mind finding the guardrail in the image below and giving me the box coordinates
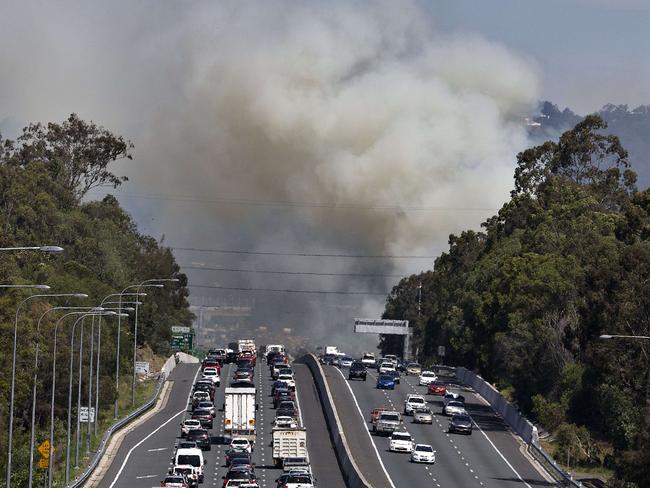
[300,354,373,488]
[65,352,200,488]
[528,443,583,487]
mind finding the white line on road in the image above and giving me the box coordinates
[146,447,168,452]
[108,365,201,488]
[332,366,396,488]
[135,474,158,479]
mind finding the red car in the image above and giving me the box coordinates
[202,360,221,373]
[369,407,388,424]
[428,381,446,396]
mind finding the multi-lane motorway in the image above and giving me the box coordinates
[98,360,344,487]
[322,365,552,488]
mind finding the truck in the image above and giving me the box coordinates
[272,427,307,468]
[238,339,256,354]
[373,411,402,435]
[324,346,340,355]
[224,387,257,442]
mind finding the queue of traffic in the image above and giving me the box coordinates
[162,341,316,488]
[321,349,474,467]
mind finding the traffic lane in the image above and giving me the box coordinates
[401,375,551,487]
[97,362,200,488]
[320,365,395,488]
[344,366,478,488]
[293,363,346,487]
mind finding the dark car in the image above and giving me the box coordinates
[271,380,293,394]
[273,389,295,408]
[277,406,297,419]
[225,449,252,467]
[386,369,401,384]
[226,351,238,364]
[230,379,255,388]
[236,359,254,370]
[348,361,367,381]
[186,428,211,450]
[233,370,253,381]
[222,468,256,487]
[192,408,214,429]
[449,413,473,434]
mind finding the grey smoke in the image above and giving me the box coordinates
[0,0,539,353]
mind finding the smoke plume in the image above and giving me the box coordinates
[0,0,540,352]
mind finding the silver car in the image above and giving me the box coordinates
[413,408,433,424]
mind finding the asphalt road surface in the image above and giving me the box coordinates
[98,360,344,488]
[323,364,553,488]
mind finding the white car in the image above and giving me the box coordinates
[361,353,376,367]
[273,416,298,429]
[277,373,296,389]
[201,368,220,386]
[230,437,252,453]
[404,395,427,415]
[443,400,467,416]
[389,431,414,453]
[411,443,436,463]
[161,474,189,488]
[379,362,396,374]
[180,419,202,437]
[338,356,354,368]
[281,473,314,488]
[418,371,438,386]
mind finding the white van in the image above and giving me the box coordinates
[174,448,205,483]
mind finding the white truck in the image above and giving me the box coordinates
[224,387,257,442]
[324,345,340,356]
[272,427,307,468]
[238,339,256,354]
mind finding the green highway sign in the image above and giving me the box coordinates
[170,332,193,350]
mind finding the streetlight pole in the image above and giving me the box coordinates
[0,246,64,253]
[7,289,92,488]
[48,309,110,488]
[599,334,650,340]
[27,302,89,488]
[132,279,178,406]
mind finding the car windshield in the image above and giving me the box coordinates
[286,475,312,482]
[392,433,412,441]
[199,402,212,408]
[416,445,434,452]
[410,397,425,404]
[448,401,464,408]
[185,420,200,426]
[165,476,185,482]
[408,363,420,367]
[422,372,435,377]
[378,375,393,381]
[381,414,400,421]
[455,415,471,422]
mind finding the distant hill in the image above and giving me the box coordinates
[528,101,650,188]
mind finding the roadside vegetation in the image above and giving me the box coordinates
[0,114,193,485]
[381,116,650,487]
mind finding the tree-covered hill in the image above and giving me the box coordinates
[383,116,650,487]
[0,114,193,485]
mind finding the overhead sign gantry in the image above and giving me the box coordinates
[354,318,412,360]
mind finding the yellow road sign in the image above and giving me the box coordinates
[38,457,49,469]
[37,440,51,458]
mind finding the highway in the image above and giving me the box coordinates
[98,359,344,487]
[322,364,552,488]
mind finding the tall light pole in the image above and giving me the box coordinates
[114,284,164,418]
[0,245,64,253]
[27,302,89,488]
[48,309,109,488]
[133,279,179,405]
[599,334,650,340]
[7,289,93,488]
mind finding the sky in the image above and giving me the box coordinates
[0,0,648,350]
[433,0,650,113]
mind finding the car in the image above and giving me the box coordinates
[373,411,402,434]
[277,373,296,389]
[427,381,446,396]
[225,479,259,487]
[225,449,252,466]
[162,474,190,488]
[278,474,314,487]
[385,369,401,384]
[233,370,253,382]
[186,428,211,451]
[202,367,221,386]
[378,361,396,374]
[397,360,409,373]
[222,468,256,487]
[180,419,202,438]
[170,465,199,487]
[418,371,438,386]
[442,390,466,405]
[405,362,422,375]
[230,437,252,453]
[410,443,436,463]
[449,413,473,434]
[413,408,433,424]
[338,356,354,368]
[192,408,214,429]
[369,407,388,424]
[348,361,367,381]
[383,354,398,361]
[443,400,467,416]
[389,431,414,452]
[230,379,255,388]
[273,416,298,428]
[404,394,427,415]
[191,391,210,409]
[193,384,215,401]
[195,400,216,417]
[376,374,395,390]
[361,352,376,367]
